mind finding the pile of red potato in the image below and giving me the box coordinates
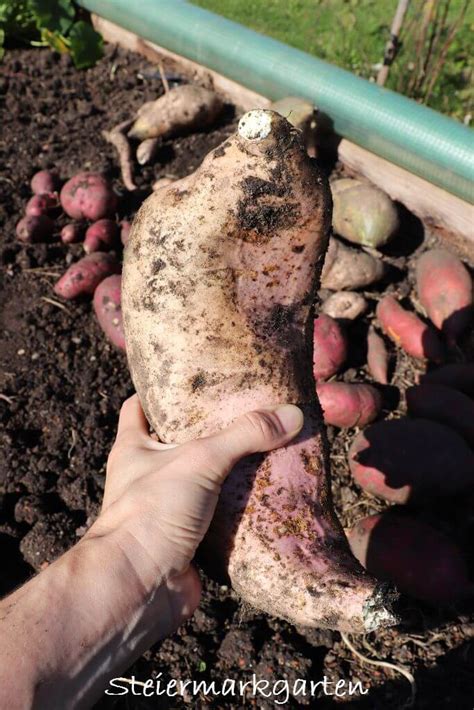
[15,101,474,618]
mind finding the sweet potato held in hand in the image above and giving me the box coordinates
[123,109,396,632]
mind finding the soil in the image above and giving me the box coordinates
[1,46,473,710]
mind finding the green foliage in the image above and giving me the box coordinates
[0,0,103,68]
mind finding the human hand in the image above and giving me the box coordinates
[86,395,304,630]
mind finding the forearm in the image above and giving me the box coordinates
[0,530,186,709]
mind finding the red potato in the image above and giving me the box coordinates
[120,220,132,247]
[317,382,382,428]
[31,170,60,195]
[123,110,397,633]
[349,418,474,504]
[420,363,474,397]
[16,215,54,243]
[54,253,120,300]
[376,295,444,362]
[367,326,389,385]
[347,512,473,604]
[84,219,119,253]
[25,192,59,217]
[406,384,474,447]
[60,172,118,221]
[416,248,473,344]
[60,223,83,244]
[313,314,347,381]
[93,275,125,350]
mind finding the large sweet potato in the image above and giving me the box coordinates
[123,110,396,633]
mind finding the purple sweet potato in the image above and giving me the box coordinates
[60,223,83,245]
[420,363,474,397]
[93,275,125,350]
[31,170,60,195]
[317,382,382,428]
[54,253,120,300]
[347,512,473,604]
[84,219,119,253]
[376,295,444,362]
[313,313,347,381]
[349,418,474,503]
[25,193,59,217]
[16,215,54,243]
[416,248,473,344]
[406,384,474,447]
[123,109,396,633]
[367,326,389,385]
[60,172,118,221]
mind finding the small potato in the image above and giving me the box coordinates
[376,295,444,362]
[349,418,474,504]
[31,170,60,195]
[93,274,125,350]
[25,193,59,217]
[120,220,132,247]
[84,219,119,253]
[346,512,473,604]
[321,291,367,321]
[367,327,389,385]
[321,237,385,291]
[54,253,120,300]
[16,215,54,243]
[420,363,474,397]
[60,172,118,221]
[60,223,84,244]
[416,248,472,345]
[317,382,382,428]
[313,313,347,381]
[406,384,474,447]
[331,178,399,249]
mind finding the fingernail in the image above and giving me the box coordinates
[273,404,304,435]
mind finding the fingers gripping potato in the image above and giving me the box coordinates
[123,110,396,633]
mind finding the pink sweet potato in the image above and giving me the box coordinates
[406,384,474,447]
[123,109,396,633]
[93,275,125,350]
[317,382,382,428]
[16,215,54,243]
[416,248,473,344]
[84,219,119,253]
[60,223,83,244]
[31,170,60,195]
[367,326,389,384]
[420,363,474,397]
[376,295,444,362]
[25,192,59,217]
[60,172,118,221]
[313,313,347,381]
[349,418,474,503]
[347,512,473,604]
[54,253,120,300]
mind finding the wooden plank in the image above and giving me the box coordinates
[92,15,473,259]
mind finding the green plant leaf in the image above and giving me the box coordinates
[41,27,69,53]
[68,20,103,69]
[0,28,4,60]
[30,0,74,35]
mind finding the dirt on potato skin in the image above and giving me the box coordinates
[1,47,473,710]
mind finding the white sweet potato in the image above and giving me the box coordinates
[123,109,396,633]
[128,84,224,141]
[321,237,385,291]
[321,291,367,321]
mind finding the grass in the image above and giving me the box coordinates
[192,0,473,122]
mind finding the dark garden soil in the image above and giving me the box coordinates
[1,46,473,710]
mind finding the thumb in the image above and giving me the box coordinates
[191,405,304,482]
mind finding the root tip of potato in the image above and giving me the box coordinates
[363,583,399,632]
